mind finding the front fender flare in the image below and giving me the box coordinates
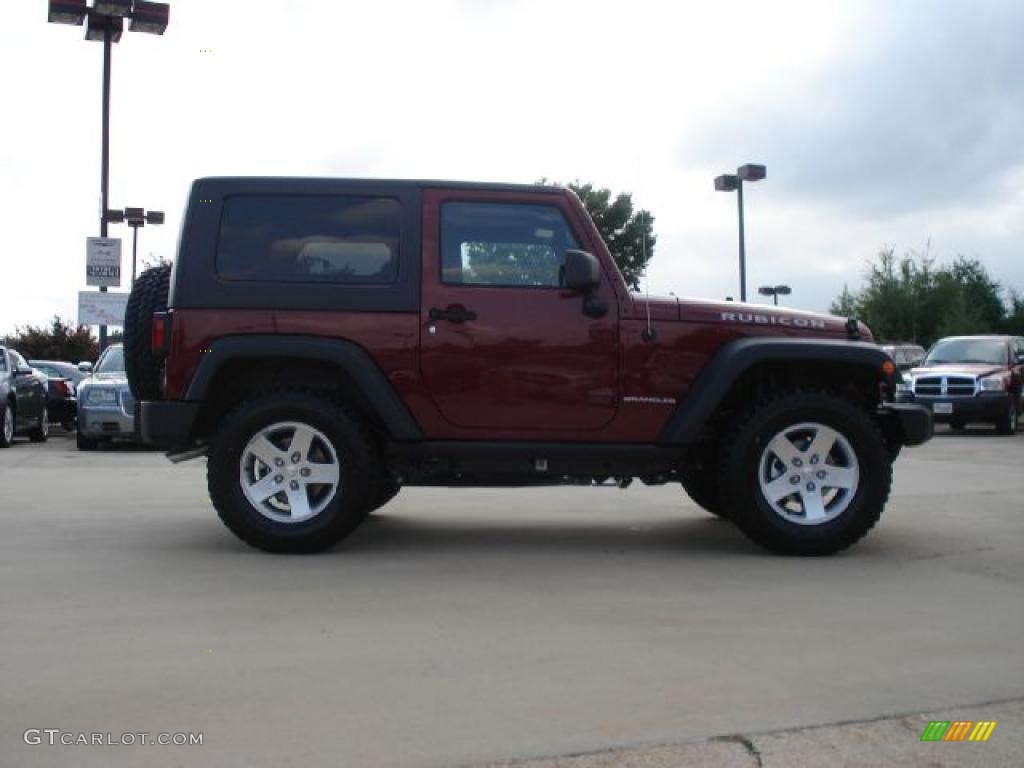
[658,338,895,444]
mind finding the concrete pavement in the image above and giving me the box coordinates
[1,427,1022,767]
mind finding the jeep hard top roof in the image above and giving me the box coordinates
[193,177,565,195]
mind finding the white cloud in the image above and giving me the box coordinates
[2,0,1022,334]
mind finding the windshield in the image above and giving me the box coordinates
[95,346,125,373]
[924,339,1006,366]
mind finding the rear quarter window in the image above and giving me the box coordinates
[216,195,401,284]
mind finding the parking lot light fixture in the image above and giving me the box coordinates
[119,206,165,283]
[129,1,170,34]
[48,0,88,25]
[715,162,767,302]
[93,0,133,16]
[758,284,792,306]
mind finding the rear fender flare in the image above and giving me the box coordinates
[185,335,422,441]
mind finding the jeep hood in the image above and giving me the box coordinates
[630,296,865,339]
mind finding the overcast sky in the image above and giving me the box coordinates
[2,0,1022,333]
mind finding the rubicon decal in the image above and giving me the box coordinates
[720,311,826,329]
[920,720,997,742]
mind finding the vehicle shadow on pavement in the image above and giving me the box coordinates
[334,513,766,558]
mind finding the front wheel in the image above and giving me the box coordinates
[994,399,1018,435]
[719,392,892,555]
[208,392,377,553]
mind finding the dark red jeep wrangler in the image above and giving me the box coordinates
[124,178,932,555]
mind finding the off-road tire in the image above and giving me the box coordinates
[124,264,171,401]
[28,413,49,443]
[0,402,13,448]
[208,391,377,553]
[719,390,892,556]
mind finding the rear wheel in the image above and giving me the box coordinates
[124,264,171,401]
[28,413,49,443]
[208,392,377,553]
[719,391,892,555]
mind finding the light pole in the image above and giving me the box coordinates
[48,0,170,350]
[758,284,792,306]
[714,163,766,303]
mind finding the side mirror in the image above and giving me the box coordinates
[561,250,601,293]
[78,362,93,373]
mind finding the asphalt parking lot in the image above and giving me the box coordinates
[1,428,1022,767]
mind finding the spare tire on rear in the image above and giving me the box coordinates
[124,264,171,401]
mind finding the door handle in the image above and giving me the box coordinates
[429,305,477,323]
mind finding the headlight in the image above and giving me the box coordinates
[979,374,1009,392]
[895,376,914,393]
[85,388,118,405]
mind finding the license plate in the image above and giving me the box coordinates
[933,402,953,415]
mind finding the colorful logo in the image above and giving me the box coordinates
[920,720,997,742]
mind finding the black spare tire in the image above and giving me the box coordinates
[124,264,171,401]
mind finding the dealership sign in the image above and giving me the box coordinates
[86,237,122,287]
[78,291,129,326]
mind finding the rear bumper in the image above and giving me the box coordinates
[136,400,200,448]
[877,402,933,447]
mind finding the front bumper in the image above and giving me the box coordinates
[77,403,134,437]
[896,393,1011,424]
[877,402,933,446]
[136,400,201,449]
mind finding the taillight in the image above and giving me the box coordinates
[152,312,171,358]
[53,380,71,397]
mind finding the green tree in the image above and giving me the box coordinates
[831,247,1012,346]
[541,180,656,290]
[2,316,97,362]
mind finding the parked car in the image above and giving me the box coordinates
[29,360,80,430]
[29,360,89,389]
[76,344,134,450]
[0,346,49,447]
[881,344,926,372]
[897,335,1024,434]
[123,176,931,556]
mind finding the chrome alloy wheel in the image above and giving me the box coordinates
[757,422,860,526]
[2,404,12,444]
[239,421,341,524]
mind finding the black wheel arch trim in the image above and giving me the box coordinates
[184,335,423,441]
[659,337,902,444]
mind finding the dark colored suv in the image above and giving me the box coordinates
[123,177,932,555]
[897,335,1024,434]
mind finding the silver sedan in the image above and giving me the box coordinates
[76,344,135,450]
